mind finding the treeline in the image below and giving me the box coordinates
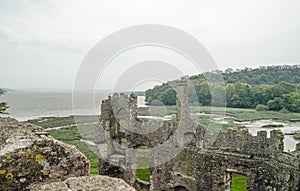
[192,65,300,85]
[145,65,300,112]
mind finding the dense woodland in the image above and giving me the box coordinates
[145,65,300,112]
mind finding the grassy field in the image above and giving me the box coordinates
[138,105,300,121]
[26,115,98,128]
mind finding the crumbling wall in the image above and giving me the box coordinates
[96,92,178,187]
[195,147,300,191]
[96,93,137,185]
[96,79,300,191]
[212,129,284,158]
[32,175,136,191]
[149,79,200,191]
[194,127,300,191]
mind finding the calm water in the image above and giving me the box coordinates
[0,92,146,121]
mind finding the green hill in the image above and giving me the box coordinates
[145,65,300,112]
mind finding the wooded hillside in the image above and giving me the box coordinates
[145,65,300,112]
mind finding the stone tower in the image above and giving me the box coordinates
[95,93,137,185]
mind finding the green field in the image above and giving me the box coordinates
[26,115,98,128]
[138,105,300,121]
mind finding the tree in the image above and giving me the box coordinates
[193,82,211,106]
[267,97,283,111]
[0,101,8,114]
[0,88,8,114]
[255,104,269,111]
[231,94,242,108]
[0,92,8,114]
[281,92,300,112]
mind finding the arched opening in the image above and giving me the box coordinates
[105,166,124,179]
[225,169,247,191]
[173,185,189,191]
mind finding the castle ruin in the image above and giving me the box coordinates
[95,79,300,191]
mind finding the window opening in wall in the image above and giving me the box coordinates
[136,148,150,182]
[231,173,246,191]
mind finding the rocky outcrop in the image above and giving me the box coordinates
[0,118,89,190]
[31,175,136,191]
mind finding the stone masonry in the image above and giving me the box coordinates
[96,79,300,191]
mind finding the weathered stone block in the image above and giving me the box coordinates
[0,118,89,190]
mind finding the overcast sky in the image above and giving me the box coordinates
[1,0,300,90]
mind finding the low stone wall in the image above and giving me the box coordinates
[31,175,136,191]
[134,178,150,191]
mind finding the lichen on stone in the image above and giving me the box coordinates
[5,172,13,180]
[43,169,49,176]
[6,154,11,161]
[35,154,44,163]
[0,117,89,190]
[21,152,30,157]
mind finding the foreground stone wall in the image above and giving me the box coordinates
[32,175,136,191]
[0,118,89,190]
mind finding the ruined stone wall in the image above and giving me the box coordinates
[96,93,181,189]
[196,149,300,191]
[149,79,200,191]
[195,128,299,191]
[212,129,284,158]
[96,93,137,185]
[149,127,300,191]
[96,79,300,191]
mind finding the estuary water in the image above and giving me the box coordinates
[0,92,146,121]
